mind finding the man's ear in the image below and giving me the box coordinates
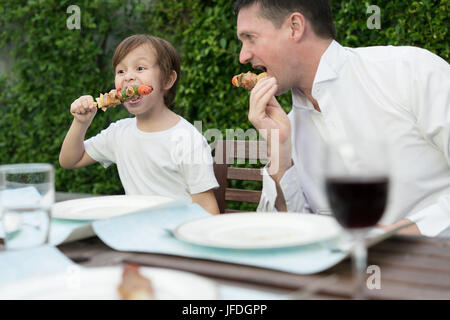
[164,70,178,90]
[287,12,306,41]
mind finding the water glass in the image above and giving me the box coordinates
[0,163,54,250]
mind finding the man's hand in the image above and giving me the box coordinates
[377,219,421,235]
[248,77,292,180]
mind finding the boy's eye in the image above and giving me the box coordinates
[137,66,146,71]
[117,70,124,74]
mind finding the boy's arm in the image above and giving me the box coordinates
[59,95,98,169]
[59,119,97,169]
[191,190,220,215]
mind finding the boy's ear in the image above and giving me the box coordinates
[164,70,177,90]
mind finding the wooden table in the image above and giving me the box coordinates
[1,192,449,299]
[55,234,450,300]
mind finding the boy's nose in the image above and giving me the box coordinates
[124,71,136,82]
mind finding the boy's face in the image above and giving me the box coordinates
[114,44,164,115]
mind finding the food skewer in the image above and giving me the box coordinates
[117,264,154,300]
[232,72,268,90]
[95,84,153,111]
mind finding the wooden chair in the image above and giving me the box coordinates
[213,140,268,213]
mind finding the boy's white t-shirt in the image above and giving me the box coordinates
[84,116,219,200]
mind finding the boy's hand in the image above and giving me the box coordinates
[70,95,97,124]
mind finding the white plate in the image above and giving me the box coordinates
[51,195,177,220]
[0,266,218,300]
[174,212,342,250]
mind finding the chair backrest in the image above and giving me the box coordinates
[213,140,268,213]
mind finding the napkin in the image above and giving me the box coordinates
[48,219,94,245]
[0,186,42,208]
[0,245,75,287]
[0,216,93,244]
[92,204,349,274]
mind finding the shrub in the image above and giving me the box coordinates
[0,0,448,209]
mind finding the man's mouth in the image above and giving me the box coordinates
[254,65,267,73]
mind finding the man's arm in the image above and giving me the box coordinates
[268,159,294,212]
[377,219,421,235]
[248,77,294,212]
[379,49,450,237]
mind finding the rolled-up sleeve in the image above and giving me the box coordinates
[257,164,308,212]
[408,196,450,237]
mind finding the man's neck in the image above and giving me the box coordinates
[296,38,333,111]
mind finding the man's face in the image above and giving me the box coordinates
[237,3,290,94]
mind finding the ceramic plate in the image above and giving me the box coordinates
[174,212,342,250]
[0,266,218,300]
[51,195,178,220]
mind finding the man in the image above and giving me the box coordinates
[234,0,450,236]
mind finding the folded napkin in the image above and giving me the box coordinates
[48,219,94,245]
[92,204,349,275]
[0,245,75,287]
[0,187,42,208]
[0,217,93,244]
[1,198,191,244]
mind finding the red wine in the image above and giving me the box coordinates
[326,177,388,229]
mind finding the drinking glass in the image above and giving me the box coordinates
[0,163,54,250]
[324,139,389,299]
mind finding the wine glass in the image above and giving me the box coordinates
[324,138,389,299]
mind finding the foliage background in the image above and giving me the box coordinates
[0,0,448,209]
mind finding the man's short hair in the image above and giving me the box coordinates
[234,0,336,39]
[113,34,181,108]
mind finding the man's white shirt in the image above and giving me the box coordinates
[258,40,450,237]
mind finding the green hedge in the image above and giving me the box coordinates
[0,0,448,206]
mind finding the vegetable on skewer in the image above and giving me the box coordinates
[95,84,153,111]
[232,72,268,90]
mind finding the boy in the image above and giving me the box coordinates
[60,34,219,214]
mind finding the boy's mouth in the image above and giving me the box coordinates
[127,96,144,106]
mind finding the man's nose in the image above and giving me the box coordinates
[239,47,252,64]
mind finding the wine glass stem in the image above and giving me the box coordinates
[352,235,367,299]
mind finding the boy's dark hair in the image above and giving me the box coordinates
[113,34,181,108]
[234,0,336,39]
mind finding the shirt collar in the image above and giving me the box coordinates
[292,40,347,110]
[314,40,346,84]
